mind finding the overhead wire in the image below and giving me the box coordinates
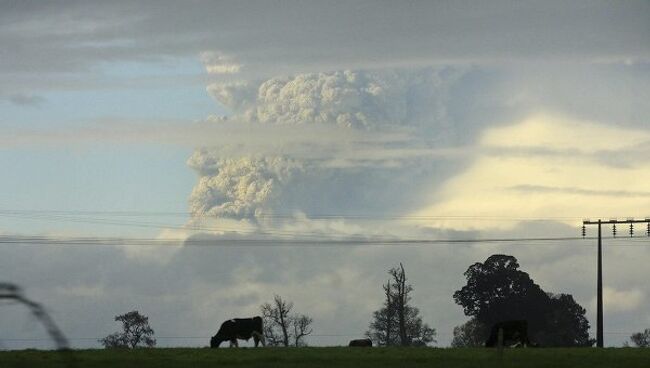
[0,234,647,247]
[0,210,589,240]
[0,208,647,247]
[0,209,593,220]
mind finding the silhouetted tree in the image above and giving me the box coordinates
[261,295,313,347]
[451,318,487,347]
[453,254,593,347]
[100,332,128,349]
[367,263,436,346]
[100,310,156,349]
[290,314,313,347]
[543,293,593,346]
[629,329,650,347]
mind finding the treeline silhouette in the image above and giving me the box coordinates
[5,254,650,350]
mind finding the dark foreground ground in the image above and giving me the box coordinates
[1,347,649,368]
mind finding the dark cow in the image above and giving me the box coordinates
[348,338,373,347]
[210,316,265,348]
[485,320,532,347]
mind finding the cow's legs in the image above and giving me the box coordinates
[229,339,239,348]
[252,331,265,347]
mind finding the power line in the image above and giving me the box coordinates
[2,210,647,243]
[0,209,596,221]
[4,209,646,243]
[0,234,647,247]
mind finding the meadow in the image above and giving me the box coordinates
[1,347,649,368]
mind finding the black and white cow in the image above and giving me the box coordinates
[348,338,373,347]
[210,316,265,348]
[485,320,532,347]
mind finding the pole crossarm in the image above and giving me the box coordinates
[584,218,650,225]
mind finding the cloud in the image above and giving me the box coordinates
[1,93,45,106]
[481,113,650,153]
[4,229,649,348]
[200,52,242,75]
[592,288,645,313]
[2,2,649,74]
[413,114,650,230]
[1,1,648,96]
[0,117,413,156]
[509,185,650,199]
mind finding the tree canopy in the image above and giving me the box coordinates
[451,318,486,348]
[100,310,156,349]
[629,329,650,347]
[453,254,593,347]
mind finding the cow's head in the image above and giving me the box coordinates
[210,335,223,348]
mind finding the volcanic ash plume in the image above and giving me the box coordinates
[206,70,454,129]
[190,69,463,224]
[187,152,303,219]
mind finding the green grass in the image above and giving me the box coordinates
[1,347,649,368]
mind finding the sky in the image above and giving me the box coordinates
[1,0,649,349]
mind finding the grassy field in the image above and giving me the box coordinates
[1,347,649,368]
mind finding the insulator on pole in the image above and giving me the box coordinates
[612,224,616,237]
[581,224,586,238]
[647,222,650,237]
[629,223,634,237]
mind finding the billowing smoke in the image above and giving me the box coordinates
[207,69,460,130]
[191,69,463,225]
[188,151,303,219]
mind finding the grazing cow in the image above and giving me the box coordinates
[210,316,265,348]
[349,338,373,347]
[485,320,532,348]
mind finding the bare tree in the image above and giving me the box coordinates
[260,295,313,347]
[367,263,436,346]
[100,310,156,349]
[390,263,412,346]
[291,314,313,347]
[261,295,293,347]
[384,280,394,345]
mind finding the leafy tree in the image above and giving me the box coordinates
[367,263,436,346]
[451,318,487,347]
[453,254,593,347]
[629,329,650,347]
[453,255,550,333]
[100,310,156,349]
[100,332,127,349]
[261,295,313,347]
[543,293,593,346]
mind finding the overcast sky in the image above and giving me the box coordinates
[1,1,649,349]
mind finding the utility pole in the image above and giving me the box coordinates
[582,218,650,348]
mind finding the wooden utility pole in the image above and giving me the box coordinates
[582,218,650,348]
